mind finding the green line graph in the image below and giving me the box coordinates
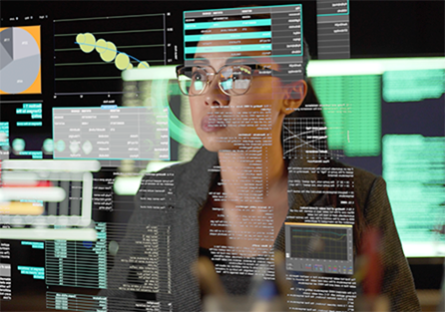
[290,226,348,261]
[292,229,347,242]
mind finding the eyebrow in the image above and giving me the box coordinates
[190,55,261,67]
[191,56,210,65]
[225,56,259,65]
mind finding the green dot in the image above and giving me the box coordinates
[100,41,117,62]
[12,138,25,152]
[138,61,150,69]
[76,33,85,44]
[96,39,107,54]
[43,138,54,153]
[56,140,66,152]
[80,33,95,53]
[115,53,130,70]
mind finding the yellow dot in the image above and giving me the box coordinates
[76,33,85,44]
[115,53,130,70]
[100,41,117,62]
[126,63,133,70]
[138,61,150,69]
[80,33,95,53]
[96,39,107,54]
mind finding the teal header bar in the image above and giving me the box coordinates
[17,122,42,126]
[22,241,45,249]
[185,19,271,30]
[19,151,43,159]
[185,44,272,54]
[185,31,272,42]
[186,4,301,13]
[18,266,45,279]
[16,109,42,114]
[23,103,42,108]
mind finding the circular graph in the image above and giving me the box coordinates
[0,26,41,94]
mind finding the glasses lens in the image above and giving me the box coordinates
[177,66,211,96]
[219,65,252,95]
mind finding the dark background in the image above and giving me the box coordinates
[1,0,443,162]
[0,1,444,311]
[1,0,443,152]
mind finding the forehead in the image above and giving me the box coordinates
[192,50,278,70]
[190,25,278,70]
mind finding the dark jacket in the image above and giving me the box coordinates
[100,147,420,312]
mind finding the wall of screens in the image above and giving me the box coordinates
[0,1,444,311]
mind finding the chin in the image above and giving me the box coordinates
[202,142,236,153]
[200,138,239,153]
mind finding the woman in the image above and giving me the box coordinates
[101,39,420,311]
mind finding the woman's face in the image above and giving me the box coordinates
[188,50,290,152]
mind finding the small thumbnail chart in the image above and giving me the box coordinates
[54,13,166,96]
[285,223,353,275]
[282,117,343,160]
[52,107,169,162]
[0,26,41,94]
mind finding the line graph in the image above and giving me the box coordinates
[282,117,343,160]
[290,227,348,261]
[74,33,150,70]
[285,223,354,275]
[54,13,166,95]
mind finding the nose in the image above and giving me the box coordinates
[204,76,230,107]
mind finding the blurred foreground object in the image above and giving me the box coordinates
[0,160,99,241]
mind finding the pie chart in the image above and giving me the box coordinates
[0,26,41,94]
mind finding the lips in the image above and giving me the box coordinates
[201,114,227,132]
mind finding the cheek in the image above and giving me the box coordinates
[240,86,283,129]
[248,77,278,98]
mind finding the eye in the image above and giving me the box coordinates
[192,71,203,81]
[191,68,208,82]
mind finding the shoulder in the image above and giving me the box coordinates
[352,166,383,210]
[140,147,218,184]
[138,147,219,210]
[323,160,386,216]
[324,159,380,194]
[138,163,185,189]
[138,149,207,191]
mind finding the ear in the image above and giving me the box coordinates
[281,79,307,115]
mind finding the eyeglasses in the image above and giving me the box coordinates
[176,64,281,97]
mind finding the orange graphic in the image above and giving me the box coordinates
[0,25,41,95]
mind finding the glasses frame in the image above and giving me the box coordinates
[175,64,281,97]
